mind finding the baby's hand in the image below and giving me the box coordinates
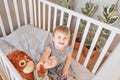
[62,67,70,78]
[36,56,57,71]
[36,61,43,71]
[43,56,58,69]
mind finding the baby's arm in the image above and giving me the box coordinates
[39,47,51,62]
[62,51,72,77]
[36,47,51,71]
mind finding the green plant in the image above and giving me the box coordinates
[97,0,119,25]
[60,0,73,25]
[81,1,98,17]
[96,0,119,50]
[76,1,98,47]
[61,0,73,9]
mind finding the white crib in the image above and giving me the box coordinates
[0,0,120,80]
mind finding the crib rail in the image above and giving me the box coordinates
[0,0,120,79]
[0,49,23,80]
[37,0,120,74]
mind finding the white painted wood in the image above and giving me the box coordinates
[53,7,57,30]
[38,0,41,28]
[1,0,120,80]
[40,0,120,32]
[83,26,102,67]
[3,0,13,32]
[67,14,72,28]
[40,0,120,34]
[0,49,23,80]
[0,14,6,36]
[59,11,64,25]
[43,2,45,30]
[71,17,81,50]
[13,0,20,27]
[76,22,91,62]
[92,32,116,73]
[48,5,51,32]
[22,0,27,25]
[29,0,33,26]
[34,0,37,27]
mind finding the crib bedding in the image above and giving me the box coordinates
[3,24,52,62]
[0,39,17,55]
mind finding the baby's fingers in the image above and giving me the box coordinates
[36,62,43,71]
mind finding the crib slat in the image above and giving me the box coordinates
[0,59,5,79]
[71,17,81,49]
[0,58,6,80]
[3,0,13,32]
[38,0,41,28]
[43,2,46,30]
[0,14,6,37]
[0,49,23,80]
[13,0,20,27]
[83,26,103,67]
[29,0,34,26]
[67,14,72,28]
[59,11,64,25]
[92,32,116,73]
[76,22,91,62]
[22,0,27,25]
[53,8,57,30]
[34,0,37,27]
[1,57,9,79]
[48,5,51,32]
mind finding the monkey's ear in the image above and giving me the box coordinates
[7,51,16,61]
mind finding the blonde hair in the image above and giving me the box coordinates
[52,25,71,38]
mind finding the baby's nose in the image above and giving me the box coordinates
[60,38,64,42]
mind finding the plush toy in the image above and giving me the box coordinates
[7,50,35,80]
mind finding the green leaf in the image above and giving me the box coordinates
[81,8,88,15]
[97,15,107,22]
[103,6,108,14]
[85,2,90,9]
[107,16,119,24]
[107,4,116,14]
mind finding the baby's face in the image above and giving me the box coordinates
[53,32,70,50]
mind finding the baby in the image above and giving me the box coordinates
[36,25,76,80]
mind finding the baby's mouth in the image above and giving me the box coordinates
[58,42,64,45]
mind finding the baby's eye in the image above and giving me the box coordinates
[64,37,67,40]
[58,36,61,38]
[19,60,26,67]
